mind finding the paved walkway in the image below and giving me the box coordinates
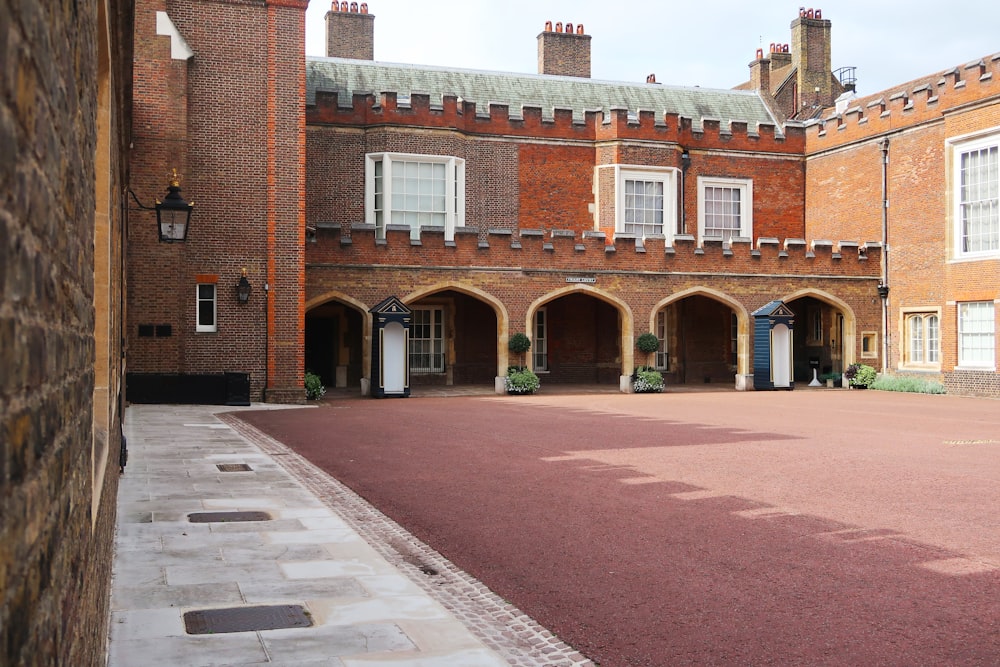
[108,404,590,667]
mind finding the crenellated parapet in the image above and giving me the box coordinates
[806,52,1000,149]
[308,89,805,152]
[306,223,880,278]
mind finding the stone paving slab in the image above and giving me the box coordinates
[109,404,590,667]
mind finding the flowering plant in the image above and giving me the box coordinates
[844,363,877,388]
[505,366,540,394]
[632,368,664,393]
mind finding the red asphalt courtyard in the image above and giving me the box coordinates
[236,388,1000,666]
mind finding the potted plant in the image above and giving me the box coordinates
[304,371,326,400]
[633,333,664,393]
[844,363,877,389]
[505,333,539,395]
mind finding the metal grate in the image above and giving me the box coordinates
[184,604,312,634]
[216,463,253,472]
[188,511,271,523]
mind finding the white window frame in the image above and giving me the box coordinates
[957,301,996,369]
[697,176,753,242]
[616,167,678,240]
[365,152,465,242]
[950,130,1000,260]
[655,310,669,370]
[196,283,217,333]
[533,308,548,372]
[409,306,445,373]
[902,310,941,368]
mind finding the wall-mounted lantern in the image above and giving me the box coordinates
[155,169,194,242]
[877,283,890,301]
[236,268,252,303]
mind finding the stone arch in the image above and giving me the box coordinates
[402,282,509,377]
[305,291,372,391]
[782,287,858,371]
[651,287,751,378]
[527,284,634,383]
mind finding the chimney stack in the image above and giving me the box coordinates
[791,8,834,108]
[537,21,591,78]
[326,1,374,60]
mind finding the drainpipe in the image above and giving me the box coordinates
[879,138,890,373]
[679,149,690,234]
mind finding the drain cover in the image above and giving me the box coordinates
[184,604,312,634]
[216,463,252,472]
[188,511,271,523]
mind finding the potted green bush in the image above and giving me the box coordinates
[304,371,326,400]
[844,363,877,389]
[505,333,539,394]
[633,332,664,393]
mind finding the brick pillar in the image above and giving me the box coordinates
[537,21,591,78]
[326,1,374,60]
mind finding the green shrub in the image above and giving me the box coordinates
[509,332,531,368]
[845,363,877,388]
[505,367,540,395]
[870,375,946,394]
[633,368,664,393]
[304,371,326,400]
[636,332,659,368]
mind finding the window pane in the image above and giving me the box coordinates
[960,146,1000,253]
[927,315,940,363]
[704,185,742,239]
[623,179,664,237]
[958,302,996,366]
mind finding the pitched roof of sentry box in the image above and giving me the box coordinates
[306,58,782,134]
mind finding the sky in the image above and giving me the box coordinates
[304,0,1000,97]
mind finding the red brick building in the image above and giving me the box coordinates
[801,52,1000,397]
[127,3,998,399]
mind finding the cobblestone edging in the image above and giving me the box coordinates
[221,414,594,667]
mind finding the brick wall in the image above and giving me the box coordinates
[1,0,132,664]
[129,0,308,403]
[805,50,1000,396]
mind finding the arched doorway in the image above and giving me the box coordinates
[785,292,854,383]
[653,293,742,387]
[404,289,500,387]
[305,300,365,390]
[529,291,627,385]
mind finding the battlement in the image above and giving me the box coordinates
[306,223,880,278]
[308,90,804,151]
[806,52,1000,148]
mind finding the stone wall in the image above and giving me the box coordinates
[1,0,132,664]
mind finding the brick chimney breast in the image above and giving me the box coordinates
[537,21,591,78]
[326,1,375,60]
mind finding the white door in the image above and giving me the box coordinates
[772,323,791,388]
[383,322,406,393]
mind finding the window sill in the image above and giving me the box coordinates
[954,365,997,372]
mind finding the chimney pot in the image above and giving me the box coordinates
[544,20,552,32]
[566,23,573,34]
[555,22,563,33]
[576,24,584,34]
[360,2,367,13]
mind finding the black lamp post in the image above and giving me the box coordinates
[236,268,252,303]
[155,169,193,242]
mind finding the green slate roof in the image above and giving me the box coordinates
[306,58,780,133]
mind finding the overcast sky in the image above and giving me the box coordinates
[305,1,999,96]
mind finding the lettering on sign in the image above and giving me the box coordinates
[565,276,596,284]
